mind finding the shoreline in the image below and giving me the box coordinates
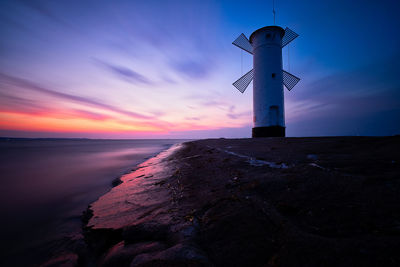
[6,140,184,267]
[80,141,209,266]
[37,142,186,266]
[71,136,399,266]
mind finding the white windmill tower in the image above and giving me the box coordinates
[232,26,300,137]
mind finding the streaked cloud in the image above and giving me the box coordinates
[0,0,399,138]
[185,117,201,121]
[94,59,153,85]
[0,73,154,120]
[169,58,211,80]
[226,105,252,120]
[285,54,400,135]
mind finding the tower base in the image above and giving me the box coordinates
[252,126,285,137]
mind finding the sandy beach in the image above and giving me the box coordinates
[54,136,400,266]
[2,1,400,266]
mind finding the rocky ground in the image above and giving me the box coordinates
[58,136,400,267]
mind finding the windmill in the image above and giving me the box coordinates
[232,26,300,137]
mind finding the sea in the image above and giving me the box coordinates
[0,138,187,266]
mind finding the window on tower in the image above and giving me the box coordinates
[272,73,276,78]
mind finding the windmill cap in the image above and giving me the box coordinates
[249,26,285,43]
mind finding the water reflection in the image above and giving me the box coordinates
[0,139,185,265]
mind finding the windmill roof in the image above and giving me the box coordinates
[249,26,285,43]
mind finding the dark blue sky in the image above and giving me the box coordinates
[0,0,399,138]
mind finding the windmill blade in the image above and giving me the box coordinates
[233,69,254,93]
[232,33,253,54]
[282,70,300,91]
[281,27,299,48]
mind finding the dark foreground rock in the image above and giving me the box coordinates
[83,136,400,266]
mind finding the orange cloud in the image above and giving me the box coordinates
[0,111,165,133]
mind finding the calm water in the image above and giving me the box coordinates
[0,138,186,266]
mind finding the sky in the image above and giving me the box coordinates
[0,0,399,139]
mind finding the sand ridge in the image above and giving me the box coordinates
[82,136,400,266]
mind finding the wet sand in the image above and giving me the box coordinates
[81,136,400,267]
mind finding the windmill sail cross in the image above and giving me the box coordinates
[282,70,300,91]
[232,69,254,93]
[281,27,299,48]
[232,33,253,54]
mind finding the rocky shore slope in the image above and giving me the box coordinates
[79,136,400,266]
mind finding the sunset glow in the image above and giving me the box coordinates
[0,0,399,138]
